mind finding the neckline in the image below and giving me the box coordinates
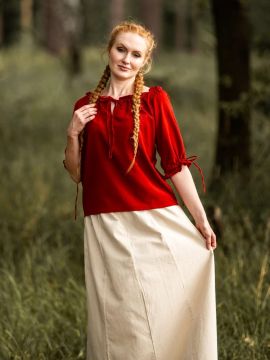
[88,86,157,101]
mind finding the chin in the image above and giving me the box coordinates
[113,70,134,80]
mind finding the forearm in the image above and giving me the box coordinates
[64,134,81,183]
[170,165,207,224]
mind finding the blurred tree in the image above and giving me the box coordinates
[1,0,21,45]
[163,0,199,51]
[249,0,270,54]
[42,0,65,54]
[41,0,82,74]
[0,2,2,45]
[139,0,163,47]
[248,0,270,115]
[20,0,32,31]
[163,0,183,50]
[185,0,198,52]
[175,0,187,50]
[62,0,82,75]
[211,0,251,178]
[110,0,125,29]
[33,0,47,44]
[81,0,109,45]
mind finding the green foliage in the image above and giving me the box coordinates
[0,42,269,359]
[252,55,270,116]
[1,0,21,46]
[249,0,270,53]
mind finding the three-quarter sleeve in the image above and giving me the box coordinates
[152,87,188,178]
[152,87,206,191]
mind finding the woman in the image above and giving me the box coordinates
[64,20,218,360]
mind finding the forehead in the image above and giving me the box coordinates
[114,32,148,53]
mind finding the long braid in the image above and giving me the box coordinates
[74,65,110,220]
[89,64,111,104]
[73,21,156,219]
[126,70,144,174]
[78,65,111,155]
[80,64,145,175]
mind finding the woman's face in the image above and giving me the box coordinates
[108,31,148,80]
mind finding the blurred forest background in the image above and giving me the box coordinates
[0,0,269,359]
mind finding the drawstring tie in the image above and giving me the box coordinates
[63,157,79,220]
[74,182,79,220]
[182,155,206,193]
[71,99,117,220]
[106,100,115,159]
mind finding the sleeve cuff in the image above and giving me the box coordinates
[162,155,206,192]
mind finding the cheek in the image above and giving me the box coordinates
[135,61,143,70]
[110,49,120,61]
[133,58,145,68]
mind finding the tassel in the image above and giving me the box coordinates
[74,183,79,220]
[185,155,206,193]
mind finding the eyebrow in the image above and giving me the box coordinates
[116,43,142,53]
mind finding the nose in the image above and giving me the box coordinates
[122,52,131,64]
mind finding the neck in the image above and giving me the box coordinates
[104,75,136,99]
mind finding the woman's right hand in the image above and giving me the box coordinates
[67,104,97,137]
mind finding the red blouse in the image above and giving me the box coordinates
[67,86,205,217]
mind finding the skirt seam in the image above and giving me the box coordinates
[125,224,158,360]
[149,208,196,323]
[103,270,111,360]
[95,215,111,360]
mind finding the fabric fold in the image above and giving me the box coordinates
[83,205,218,360]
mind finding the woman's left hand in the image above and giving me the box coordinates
[195,220,217,251]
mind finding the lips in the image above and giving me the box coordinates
[118,65,130,71]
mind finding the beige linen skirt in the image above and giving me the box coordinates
[83,204,218,360]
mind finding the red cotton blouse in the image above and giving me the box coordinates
[67,85,205,217]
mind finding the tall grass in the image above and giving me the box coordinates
[0,40,269,359]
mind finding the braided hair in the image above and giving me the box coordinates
[80,20,156,174]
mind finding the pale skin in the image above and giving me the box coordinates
[64,31,217,251]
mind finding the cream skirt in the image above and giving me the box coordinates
[83,204,218,360]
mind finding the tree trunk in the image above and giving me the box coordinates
[32,0,42,42]
[175,0,187,50]
[62,0,82,75]
[110,0,125,30]
[1,0,21,45]
[186,0,198,52]
[0,6,3,45]
[211,0,251,178]
[21,0,32,31]
[139,0,163,48]
[42,0,65,54]
[174,0,198,52]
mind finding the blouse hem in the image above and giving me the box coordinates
[83,200,179,217]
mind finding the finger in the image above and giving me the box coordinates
[80,111,97,123]
[80,104,93,111]
[81,109,96,117]
[211,232,217,249]
[84,113,96,123]
[205,234,212,250]
[75,107,86,115]
[86,111,97,118]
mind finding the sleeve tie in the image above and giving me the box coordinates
[182,155,206,193]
